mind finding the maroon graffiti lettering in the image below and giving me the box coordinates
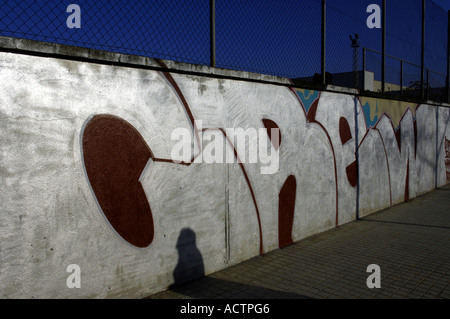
[278,175,296,249]
[82,114,154,248]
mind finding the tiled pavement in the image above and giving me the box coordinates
[147,184,450,299]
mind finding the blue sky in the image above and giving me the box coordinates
[432,0,450,11]
[0,0,447,87]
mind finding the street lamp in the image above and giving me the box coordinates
[350,34,361,89]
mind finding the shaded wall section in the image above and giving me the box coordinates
[0,39,449,298]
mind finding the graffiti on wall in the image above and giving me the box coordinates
[82,63,268,253]
[360,97,418,130]
[2,50,450,298]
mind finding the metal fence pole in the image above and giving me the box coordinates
[210,0,216,68]
[321,0,326,86]
[421,0,425,100]
[447,10,450,103]
[400,60,403,97]
[363,47,366,91]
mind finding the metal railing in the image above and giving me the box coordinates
[362,47,448,102]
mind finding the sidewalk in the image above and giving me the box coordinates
[147,184,450,299]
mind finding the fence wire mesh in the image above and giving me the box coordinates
[326,0,382,90]
[0,0,211,65]
[216,0,322,78]
[0,0,448,103]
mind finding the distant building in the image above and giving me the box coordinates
[292,70,376,91]
[292,70,446,102]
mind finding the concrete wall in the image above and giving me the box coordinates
[1,40,449,298]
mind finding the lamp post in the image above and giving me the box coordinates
[350,34,361,90]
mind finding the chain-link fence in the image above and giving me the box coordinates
[0,0,448,103]
[358,0,448,103]
[0,0,212,65]
[215,0,322,78]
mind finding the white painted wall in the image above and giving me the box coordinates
[0,51,449,299]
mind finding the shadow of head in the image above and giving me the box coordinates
[172,228,205,287]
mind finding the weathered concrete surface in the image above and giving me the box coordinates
[0,40,449,298]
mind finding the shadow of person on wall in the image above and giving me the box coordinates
[163,228,311,299]
[171,228,205,287]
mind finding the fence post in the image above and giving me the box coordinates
[421,0,425,100]
[382,0,386,93]
[400,60,403,97]
[321,0,326,86]
[210,0,216,68]
[363,47,366,91]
